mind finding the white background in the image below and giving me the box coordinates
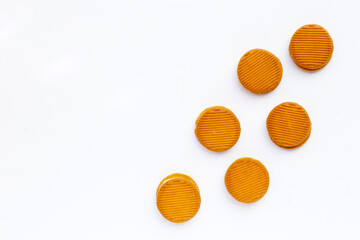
[0,0,359,239]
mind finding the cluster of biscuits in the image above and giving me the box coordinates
[156,24,333,223]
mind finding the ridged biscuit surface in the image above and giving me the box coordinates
[195,106,240,152]
[225,158,269,203]
[237,49,283,94]
[267,102,311,149]
[289,24,333,71]
[156,173,201,223]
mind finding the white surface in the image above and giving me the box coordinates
[0,0,359,239]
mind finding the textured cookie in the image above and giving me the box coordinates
[289,24,334,71]
[267,102,311,149]
[237,49,283,94]
[225,158,269,203]
[195,106,241,152]
[156,173,201,223]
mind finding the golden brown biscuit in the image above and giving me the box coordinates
[267,102,311,149]
[289,24,334,71]
[237,49,283,94]
[225,157,269,203]
[195,106,241,152]
[156,173,201,223]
